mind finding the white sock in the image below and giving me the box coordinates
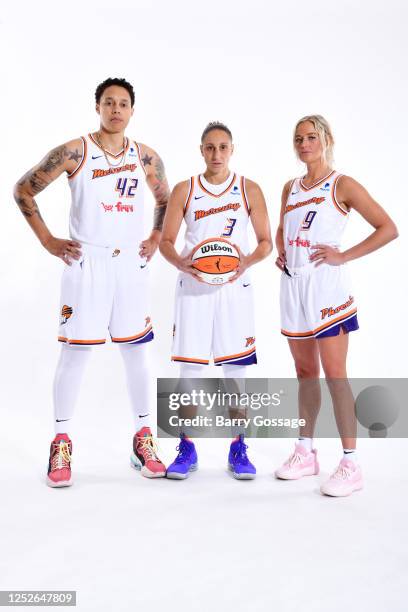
[298,437,313,452]
[343,448,358,464]
[119,343,152,432]
[53,344,92,435]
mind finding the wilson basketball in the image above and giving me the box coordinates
[191,238,240,285]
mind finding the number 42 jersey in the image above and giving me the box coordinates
[284,170,349,269]
[67,134,147,248]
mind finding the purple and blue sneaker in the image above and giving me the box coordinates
[228,434,256,480]
[166,433,198,480]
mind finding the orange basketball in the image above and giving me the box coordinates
[191,238,240,284]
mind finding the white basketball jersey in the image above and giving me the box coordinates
[67,134,147,247]
[182,173,250,256]
[284,170,349,268]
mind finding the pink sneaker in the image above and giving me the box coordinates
[320,459,363,497]
[275,443,319,480]
[130,427,166,478]
[46,433,73,488]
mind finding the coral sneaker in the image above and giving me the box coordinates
[47,433,73,488]
[320,459,363,497]
[166,434,198,479]
[275,443,319,480]
[228,434,256,480]
[130,427,166,478]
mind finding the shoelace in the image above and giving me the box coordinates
[51,442,71,471]
[232,442,250,465]
[174,440,192,464]
[137,435,161,463]
[287,451,303,467]
[332,465,352,480]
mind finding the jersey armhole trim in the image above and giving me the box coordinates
[183,177,195,214]
[241,176,250,215]
[285,178,296,209]
[67,137,87,180]
[134,141,148,177]
[332,174,348,216]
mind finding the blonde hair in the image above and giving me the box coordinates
[294,115,335,166]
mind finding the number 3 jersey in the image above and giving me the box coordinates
[182,173,251,255]
[284,170,349,268]
[67,134,147,247]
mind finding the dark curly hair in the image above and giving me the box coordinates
[201,121,233,143]
[95,78,135,107]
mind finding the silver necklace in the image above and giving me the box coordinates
[94,132,127,168]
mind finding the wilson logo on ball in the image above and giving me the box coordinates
[191,238,240,285]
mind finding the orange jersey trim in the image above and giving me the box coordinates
[134,141,147,177]
[171,356,210,365]
[331,174,348,216]
[214,346,256,364]
[184,177,195,214]
[88,133,130,158]
[111,325,153,343]
[240,176,250,215]
[281,308,358,338]
[300,170,335,192]
[197,173,236,198]
[67,136,87,180]
[58,336,106,345]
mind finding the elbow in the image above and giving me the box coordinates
[391,223,399,241]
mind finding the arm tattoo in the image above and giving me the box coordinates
[154,156,165,182]
[40,145,69,173]
[142,154,153,166]
[153,204,166,231]
[15,195,44,222]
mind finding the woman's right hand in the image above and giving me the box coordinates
[43,236,82,265]
[177,253,204,282]
[275,248,286,271]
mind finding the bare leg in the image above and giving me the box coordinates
[288,338,321,438]
[318,330,356,449]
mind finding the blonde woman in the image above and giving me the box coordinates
[274,115,398,496]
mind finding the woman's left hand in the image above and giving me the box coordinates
[309,244,345,266]
[228,245,251,282]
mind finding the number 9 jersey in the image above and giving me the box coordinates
[280,170,359,339]
[283,170,348,268]
[67,133,147,247]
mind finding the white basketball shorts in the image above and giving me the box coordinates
[58,244,153,346]
[171,272,257,366]
[280,262,359,340]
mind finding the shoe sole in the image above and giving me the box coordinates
[320,482,364,497]
[130,454,166,478]
[228,464,256,480]
[46,477,72,488]
[166,464,198,480]
[275,465,319,480]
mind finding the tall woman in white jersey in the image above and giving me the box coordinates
[160,122,272,480]
[274,115,398,497]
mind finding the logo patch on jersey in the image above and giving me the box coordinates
[92,155,103,160]
[60,305,73,325]
[288,237,311,247]
[194,196,205,200]
[320,182,331,191]
[194,202,241,221]
[320,296,354,320]
[145,316,151,327]
[101,202,134,213]
[245,337,255,347]
[92,164,137,179]
[285,196,325,214]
